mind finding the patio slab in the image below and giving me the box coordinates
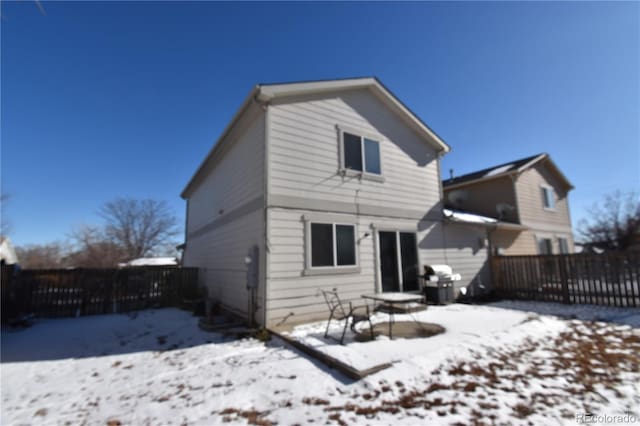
[278,303,532,373]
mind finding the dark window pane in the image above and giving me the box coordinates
[538,238,553,255]
[364,139,381,174]
[542,187,554,209]
[311,223,334,267]
[559,238,569,254]
[400,233,418,291]
[343,132,362,171]
[336,225,356,266]
[379,231,400,292]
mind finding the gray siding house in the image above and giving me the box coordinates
[181,78,491,327]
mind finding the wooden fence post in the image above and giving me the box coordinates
[558,255,570,304]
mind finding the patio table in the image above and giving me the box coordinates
[361,293,424,339]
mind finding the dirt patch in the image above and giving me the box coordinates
[356,321,445,340]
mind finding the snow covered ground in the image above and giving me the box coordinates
[2,303,639,425]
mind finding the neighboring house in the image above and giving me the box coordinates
[442,153,575,256]
[181,77,497,327]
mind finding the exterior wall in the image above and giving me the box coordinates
[184,209,265,320]
[515,162,573,230]
[267,89,442,219]
[263,88,448,327]
[183,110,266,320]
[444,176,519,223]
[492,230,538,255]
[265,208,447,327]
[187,111,265,231]
[441,222,491,295]
[514,161,574,253]
[265,209,492,327]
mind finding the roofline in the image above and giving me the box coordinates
[181,86,260,198]
[443,172,517,191]
[256,77,450,153]
[182,77,451,198]
[443,153,574,191]
[444,215,528,231]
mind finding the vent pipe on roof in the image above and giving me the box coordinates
[449,169,454,180]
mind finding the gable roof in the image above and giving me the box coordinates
[181,77,450,198]
[442,153,574,191]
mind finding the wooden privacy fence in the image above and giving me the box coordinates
[491,252,640,307]
[1,266,199,320]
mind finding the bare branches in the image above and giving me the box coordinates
[99,198,178,260]
[578,191,640,252]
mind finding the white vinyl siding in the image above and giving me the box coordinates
[187,112,265,232]
[183,110,266,321]
[265,208,492,327]
[267,89,442,215]
[183,209,265,320]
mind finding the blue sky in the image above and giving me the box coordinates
[2,1,638,246]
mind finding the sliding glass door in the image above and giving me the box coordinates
[378,231,419,293]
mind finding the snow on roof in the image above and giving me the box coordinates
[443,208,498,225]
[125,257,178,267]
[484,164,514,177]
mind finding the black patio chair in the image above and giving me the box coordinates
[319,288,374,344]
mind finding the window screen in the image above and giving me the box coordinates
[336,225,356,266]
[364,138,381,174]
[542,187,555,209]
[558,238,569,254]
[538,238,553,255]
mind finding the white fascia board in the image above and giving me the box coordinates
[181,86,260,198]
[257,78,450,154]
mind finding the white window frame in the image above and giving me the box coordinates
[541,185,556,211]
[337,125,385,182]
[558,237,569,254]
[303,217,360,276]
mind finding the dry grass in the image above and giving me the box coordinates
[214,320,639,425]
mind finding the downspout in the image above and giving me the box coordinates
[436,150,449,265]
[486,220,503,297]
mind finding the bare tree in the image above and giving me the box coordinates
[15,241,71,269]
[68,225,125,268]
[578,191,640,252]
[99,198,178,260]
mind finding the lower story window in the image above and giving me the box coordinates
[538,238,553,255]
[558,237,569,254]
[311,223,356,267]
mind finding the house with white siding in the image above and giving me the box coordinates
[181,77,498,328]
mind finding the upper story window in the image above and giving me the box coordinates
[541,185,555,210]
[339,128,383,178]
